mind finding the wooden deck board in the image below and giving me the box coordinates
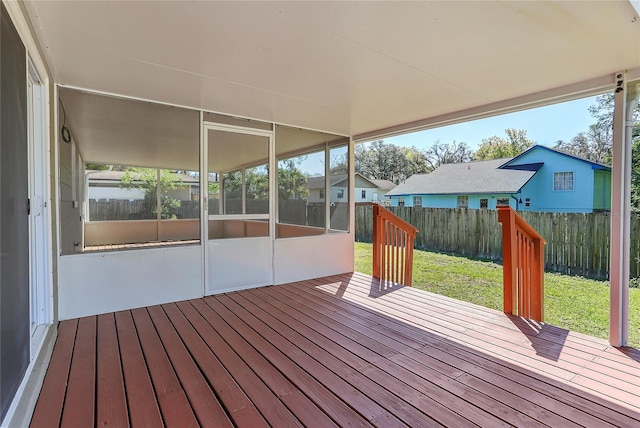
[96,313,129,428]
[31,273,640,427]
[30,320,77,428]
[60,317,96,428]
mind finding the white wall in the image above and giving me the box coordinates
[88,186,144,200]
[58,245,202,319]
[274,232,353,284]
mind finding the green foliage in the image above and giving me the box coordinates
[245,166,269,199]
[554,93,640,209]
[85,163,110,171]
[355,243,640,348]
[120,167,187,219]
[474,128,535,160]
[278,159,308,200]
[355,140,430,183]
[221,166,269,201]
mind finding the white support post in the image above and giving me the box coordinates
[241,167,246,214]
[609,73,637,347]
[325,144,330,232]
[156,168,162,240]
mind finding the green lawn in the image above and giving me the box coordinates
[355,242,640,348]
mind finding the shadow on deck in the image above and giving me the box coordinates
[30,272,640,427]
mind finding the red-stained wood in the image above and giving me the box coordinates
[30,273,640,428]
[178,300,303,427]
[498,206,546,321]
[60,317,96,428]
[162,302,268,428]
[30,320,78,428]
[178,298,370,428]
[96,313,129,428]
[146,305,233,428]
[115,310,164,428]
[247,287,510,427]
[172,300,336,428]
[372,205,418,286]
[130,308,199,428]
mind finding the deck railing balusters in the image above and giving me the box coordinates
[372,205,419,286]
[498,206,546,321]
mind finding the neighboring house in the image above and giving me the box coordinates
[87,170,200,202]
[307,173,396,203]
[387,145,611,213]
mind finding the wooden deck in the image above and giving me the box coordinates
[30,272,640,427]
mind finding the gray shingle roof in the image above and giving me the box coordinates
[386,158,535,196]
[368,179,396,191]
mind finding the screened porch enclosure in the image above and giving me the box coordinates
[56,88,354,320]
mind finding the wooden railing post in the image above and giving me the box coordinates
[498,207,517,315]
[372,205,380,279]
[498,206,546,322]
[372,205,418,286]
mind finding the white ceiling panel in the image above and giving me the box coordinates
[26,1,640,139]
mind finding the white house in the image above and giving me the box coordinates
[307,173,396,203]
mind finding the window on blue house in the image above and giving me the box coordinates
[413,196,422,207]
[397,197,405,207]
[554,171,574,191]
[457,195,468,208]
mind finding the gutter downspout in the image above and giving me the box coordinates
[510,194,519,210]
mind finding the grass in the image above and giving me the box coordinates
[355,242,640,348]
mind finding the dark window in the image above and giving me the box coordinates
[480,198,488,209]
[361,190,366,199]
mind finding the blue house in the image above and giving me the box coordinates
[386,145,611,213]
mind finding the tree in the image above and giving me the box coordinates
[120,168,187,219]
[355,140,429,183]
[85,163,110,171]
[278,159,308,200]
[553,123,611,164]
[554,93,640,209]
[423,140,474,170]
[474,128,535,160]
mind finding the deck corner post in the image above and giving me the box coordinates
[498,207,516,316]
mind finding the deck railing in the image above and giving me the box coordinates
[498,206,547,321]
[372,204,419,286]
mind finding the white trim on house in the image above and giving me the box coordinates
[354,70,640,143]
[609,74,638,347]
[1,3,56,425]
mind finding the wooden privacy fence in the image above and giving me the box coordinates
[372,205,419,286]
[356,206,640,280]
[498,207,546,321]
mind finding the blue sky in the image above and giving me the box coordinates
[381,95,600,151]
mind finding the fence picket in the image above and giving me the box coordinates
[356,206,637,281]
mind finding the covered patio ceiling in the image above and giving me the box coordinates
[26,1,640,140]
